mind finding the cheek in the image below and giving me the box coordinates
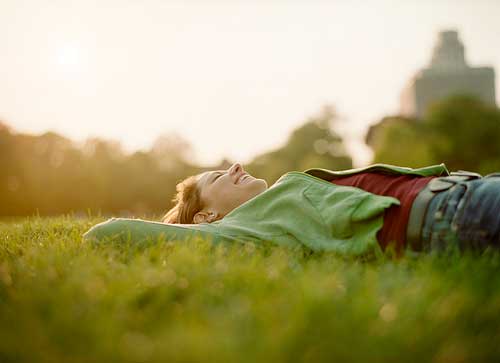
[220,185,247,206]
[207,183,239,207]
[237,183,260,202]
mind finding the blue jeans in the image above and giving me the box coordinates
[421,174,500,252]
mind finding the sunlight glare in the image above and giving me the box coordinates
[55,44,82,72]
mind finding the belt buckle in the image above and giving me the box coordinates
[428,178,454,192]
[450,170,482,179]
[428,172,479,193]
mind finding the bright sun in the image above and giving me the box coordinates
[55,44,82,71]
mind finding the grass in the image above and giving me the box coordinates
[1,216,499,363]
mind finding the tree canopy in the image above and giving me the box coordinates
[246,105,352,184]
[0,105,352,217]
[367,95,500,175]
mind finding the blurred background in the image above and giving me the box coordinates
[1,0,499,217]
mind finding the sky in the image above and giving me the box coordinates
[1,0,499,166]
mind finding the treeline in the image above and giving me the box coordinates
[0,126,199,217]
[367,95,500,175]
[5,95,496,218]
[0,106,352,217]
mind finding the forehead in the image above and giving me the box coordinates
[197,170,224,189]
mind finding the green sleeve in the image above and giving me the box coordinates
[82,218,221,246]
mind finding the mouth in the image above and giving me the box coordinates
[236,173,250,184]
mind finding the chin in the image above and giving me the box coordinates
[252,178,268,193]
[257,178,268,190]
[241,177,268,197]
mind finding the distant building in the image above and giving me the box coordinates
[400,30,496,118]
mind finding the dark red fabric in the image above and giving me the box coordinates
[329,172,435,252]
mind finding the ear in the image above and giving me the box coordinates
[193,210,218,224]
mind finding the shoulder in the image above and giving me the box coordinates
[303,163,449,180]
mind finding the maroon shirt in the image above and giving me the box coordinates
[329,172,435,252]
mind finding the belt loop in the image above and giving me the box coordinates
[406,183,436,251]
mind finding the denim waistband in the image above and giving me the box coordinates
[420,182,466,251]
[420,173,500,252]
[407,173,478,251]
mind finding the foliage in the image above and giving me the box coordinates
[0,217,499,362]
[0,124,197,217]
[367,95,500,174]
[246,106,352,184]
[0,105,352,217]
[425,95,500,173]
[366,116,433,168]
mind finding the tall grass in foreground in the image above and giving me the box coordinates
[0,216,499,363]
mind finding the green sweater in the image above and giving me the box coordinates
[83,163,449,257]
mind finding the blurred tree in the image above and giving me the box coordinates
[0,122,19,213]
[246,105,352,184]
[151,132,194,172]
[365,116,433,168]
[366,95,500,174]
[0,106,355,217]
[0,124,198,217]
[425,95,500,173]
[150,133,200,214]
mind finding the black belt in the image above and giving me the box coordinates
[406,171,481,251]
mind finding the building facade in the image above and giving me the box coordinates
[400,30,496,119]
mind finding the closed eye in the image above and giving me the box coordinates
[211,172,224,184]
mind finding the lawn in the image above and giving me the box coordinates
[1,216,499,363]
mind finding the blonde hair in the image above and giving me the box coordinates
[162,175,204,224]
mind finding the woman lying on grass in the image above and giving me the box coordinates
[84,162,500,257]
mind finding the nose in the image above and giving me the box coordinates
[228,163,244,181]
[229,163,245,175]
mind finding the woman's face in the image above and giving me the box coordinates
[195,163,267,222]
